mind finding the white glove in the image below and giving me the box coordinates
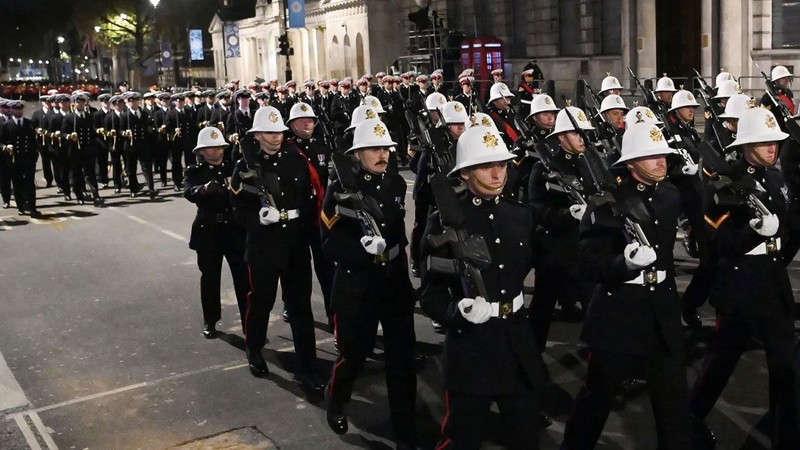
[624,242,657,270]
[360,235,387,255]
[749,214,779,237]
[569,204,586,221]
[258,206,280,226]
[457,297,493,324]
[681,162,699,176]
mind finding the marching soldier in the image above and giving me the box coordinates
[598,74,623,97]
[524,94,559,142]
[703,79,739,145]
[0,100,39,216]
[122,91,158,200]
[209,90,232,134]
[166,93,193,190]
[93,94,112,188]
[454,77,485,117]
[47,94,71,200]
[0,100,11,209]
[430,71,449,97]
[653,74,678,114]
[184,127,249,338]
[322,119,417,449]
[225,89,255,162]
[527,107,598,355]
[273,86,294,121]
[517,68,539,118]
[419,126,545,449]
[689,107,798,450]
[62,92,103,206]
[491,68,504,84]
[330,80,359,144]
[196,91,216,129]
[152,92,171,188]
[561,120,691,449]
[709,93,750,159]
[229,106,325,397]
[285,102,335,320]
[760,65,795,128]
[104,95,127,193]
[409,96,463,279]
[486,83,519,149]
[31,95,54,188]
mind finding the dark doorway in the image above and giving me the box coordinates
[656,0,701,82]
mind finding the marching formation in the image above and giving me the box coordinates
[4,65,799,449]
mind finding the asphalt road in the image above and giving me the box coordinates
[0,106,796,449]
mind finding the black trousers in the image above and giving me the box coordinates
[308,231,334,316]
[50,149,69,195]
[689,312,798,449]
[327,280,416,443]
[676,175,715,308]
[410,198,431,268]
[125,150,155,193]
[69,154,99,200]
[245,253,316,373]
[561,348,691,450]
[438,391,540,450]
[95,144,109,184]
[155,141,169,184]
[0,157,11,204]
[11,157,37,211]
[529,265,592,353]
[38,147,54,184]
[109,150,124,189]
[195,232,249,326]
[169,144,184,186]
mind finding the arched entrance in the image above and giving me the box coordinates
[355,33,365,77]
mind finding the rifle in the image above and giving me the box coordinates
[582,80,623,159]
[628,67,667,117]
[697,140,772,220]
[314,100,336,148]
[236,134,280,210]
[426,173,492,300]
[330,152,384,241]
[692,68,732,149]
[757,63,800,144]
[562,107,619,192]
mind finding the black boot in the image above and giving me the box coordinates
[691,415,716,449]
[245,347,269,377]
[325,386,348,435]
[202,322,217,339]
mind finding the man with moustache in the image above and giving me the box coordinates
[561,120,690,449]
[321,118,416,450]
[688,107,798,450]
[420,126,545,449]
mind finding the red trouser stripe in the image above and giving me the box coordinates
[435,389,452,450]
[243,265,255,337]
[328,313,346,396]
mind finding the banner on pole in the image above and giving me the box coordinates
[159,42,173,68]
[189,29,204,61]
[288,0,306,28]
[224,23,241,58]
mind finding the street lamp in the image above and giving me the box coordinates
[56,36,65,44]
[149,0,160,6]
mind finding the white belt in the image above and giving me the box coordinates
[489,293,524,318]
[624,270,667,286]
[745,237,781,256]
[279,209,300,221]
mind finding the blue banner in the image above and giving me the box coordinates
[288,0,305,28]
[159,41,172,68]
[189,29,204,61]
[224,23,241,58]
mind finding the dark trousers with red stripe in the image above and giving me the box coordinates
[327,294,416,443]
[437,390,540,450]
[245,255,316,373]
[689,312,798,449]
[561,348,690,449]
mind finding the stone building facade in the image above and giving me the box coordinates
[209,0,800,98]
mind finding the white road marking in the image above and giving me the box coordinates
[106,207,186,242]
[716,399,771,448]
[29,411,58,450]
[0,348,29,411]
[12,414,42,450]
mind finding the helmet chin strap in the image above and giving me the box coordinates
[632,162,666,183]
[746,146,776,167]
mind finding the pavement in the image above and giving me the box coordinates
[0,107,796,449]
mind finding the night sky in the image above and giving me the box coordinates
[0,0,219,61]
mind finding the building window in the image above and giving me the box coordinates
[559,0,621,56]
[773,1,800,48]
[558,0,580,56]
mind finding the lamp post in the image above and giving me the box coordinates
[150,0,163,87]
[56,36,65,82]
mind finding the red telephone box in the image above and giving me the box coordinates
[460,37,505,101]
